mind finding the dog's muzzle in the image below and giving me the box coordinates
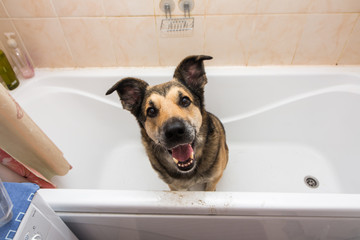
[161,118,196,171]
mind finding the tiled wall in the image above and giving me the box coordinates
[0,0,359,68]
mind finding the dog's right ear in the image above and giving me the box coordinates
[106,78,148,115]
[173,55,212,100]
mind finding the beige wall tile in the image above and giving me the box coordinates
[0,2,8,17]
[1,0,358,68]
[154,0,205,16]
[257,0,313,13]
[52,0,104,17]
[204,15,253,66]
[61,18,116,67]
[206,0,258,14]
[247,15,305,65]
[309,0,360,13]
[103,0,154,16]
[0,20,31,64]
[13,19,73,67]
[3,0,56,17]
[0,20,17,60]
[158,16,204,66]
[108,17,159,66]
[339,16,360,65]
[293,14,358,65]
[0,19,16,44]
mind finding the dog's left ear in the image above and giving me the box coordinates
[174,55,213,93]
[106,77,148,116]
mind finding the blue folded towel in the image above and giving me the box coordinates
[0,183,39,240]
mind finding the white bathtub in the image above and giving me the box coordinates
[11,66,360,239]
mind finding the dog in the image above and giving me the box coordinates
[106,55,228,191]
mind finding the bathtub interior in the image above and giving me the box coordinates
[12,69,360,194]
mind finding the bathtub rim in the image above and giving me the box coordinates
[38,189,360,218]
[12,65,360,92]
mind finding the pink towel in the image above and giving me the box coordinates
[0,148,55,188]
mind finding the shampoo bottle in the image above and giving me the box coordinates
[0,50,19,90]
[4,32,34,79]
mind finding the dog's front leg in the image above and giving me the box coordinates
[168,184,189,191]
[168,184,178,191]
[204,176,222,191]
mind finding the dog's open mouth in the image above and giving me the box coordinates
[169,143,195,171]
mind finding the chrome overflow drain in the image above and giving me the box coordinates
[304,176,319,188]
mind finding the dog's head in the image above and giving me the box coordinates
[106,55,212,172]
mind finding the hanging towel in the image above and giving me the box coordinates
[0,84,71,183]
[0,182,39,240]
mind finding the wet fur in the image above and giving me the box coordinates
[106,55,228,191]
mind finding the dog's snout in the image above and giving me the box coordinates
[161,118,195,149]
[165,120,186,140]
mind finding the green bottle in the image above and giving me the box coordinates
[0,49,19,90]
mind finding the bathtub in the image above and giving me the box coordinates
[11,66,360,239]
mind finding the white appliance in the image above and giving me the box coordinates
[13,193,77,240]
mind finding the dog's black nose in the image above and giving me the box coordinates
[164,120,186,140]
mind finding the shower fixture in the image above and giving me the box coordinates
[160,0,194,37]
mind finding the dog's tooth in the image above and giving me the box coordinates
[173,158,179,164]
[190,152,194,160]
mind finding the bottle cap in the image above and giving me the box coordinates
[4,32,17,48]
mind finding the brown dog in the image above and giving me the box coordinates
[106,55,228,191]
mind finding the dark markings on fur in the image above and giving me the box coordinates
[107,55,228,191]
[197,114,220,178]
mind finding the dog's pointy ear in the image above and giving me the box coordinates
[173,55,213,92]
[106,78,148,115]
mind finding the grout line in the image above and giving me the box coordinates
[203,0,208,54]
[9,20,36,67]
[336,13,360,65]
[106,20,119,66]
[99,0,106,17]
[153,0,161,66]
[98,0,119,66]
[291,15,308,65]
[246,0,261,66]
[0,0,36,67]
[99,0,119,66]
[255,0,260,15]
[2,12,360,20]
[0,0,9,18]
[49,0,76,66]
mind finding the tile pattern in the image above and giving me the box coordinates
[13,19,74,67]
[339,16,360,65]
[109,17,159,66]
[103,0,154,16]
[204,15,252,66]
[52,0,104,17]
[293,14,358,64]
[61,18,116,67]
[247,15,305,65]
[0,0,358,67]
[2,0,56,17]
[0,1,8,17]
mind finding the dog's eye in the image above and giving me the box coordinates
[146,107,157,118]
[180,96,191,107]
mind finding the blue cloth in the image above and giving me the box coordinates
[0,183,39,240]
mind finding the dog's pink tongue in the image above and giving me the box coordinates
[172,144,193,162]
